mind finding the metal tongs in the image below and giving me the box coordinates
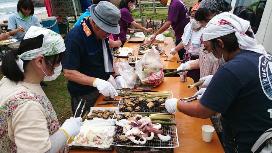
[164,69,186,76]
[73,99,86,118]
[188,80,205,88]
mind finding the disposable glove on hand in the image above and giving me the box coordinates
[170,48,177,55]
[165,98,178,113]
[194,88,207,100]
[115,76,127,89]
[93,78,118,98]
[199,75,213,87]
[177,62,190,73]
[60,117,82,137]
[107,75,118,89]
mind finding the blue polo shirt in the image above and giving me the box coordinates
[8,13,41,40]
[200,50,272,152]
[62,18,112,96]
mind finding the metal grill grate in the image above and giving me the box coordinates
[118,97,168,113]
[114,125,179,148]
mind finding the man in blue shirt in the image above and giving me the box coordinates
[165,13,272,152]
[74,0,122,48]
[62,1,121,117]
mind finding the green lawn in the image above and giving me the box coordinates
[132,0,198,20]
[43,74,72,123]
[0,0,198,124]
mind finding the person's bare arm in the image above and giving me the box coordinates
[8,26,25,36]
[175,41,185,51]
[177,101,216,119]
[188,59,200,70]
[153,20,171,36]
[0,33,9,41]
[63,69,96,86]
[131,21,153,33]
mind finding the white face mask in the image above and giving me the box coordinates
[191,18,201,31]
[42,64,62,81]
[129,5,136,11]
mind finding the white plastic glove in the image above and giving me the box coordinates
[115,76,127,89]
[177,62,190,72]
[165,98,178,113]
[93,78,118,98]
[60,117,82,137]
[170,48,177,55]
[194,88,207,100]
[199,75,213,87]
[107,75,118,89]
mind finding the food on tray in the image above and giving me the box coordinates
[115,115,171,145]
[73,119,116,149]
[133,32,145,38]
[128,56,141,64]
[114,47,133,57]
[155,34,165,42]
[87,110,117,119]
[0,39,17,46]
[139,44,162,55]
[119,92,171,112]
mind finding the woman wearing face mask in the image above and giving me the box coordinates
[0,26,82,152]
[113,0,153,45]
[169,5,204,83]
[165,12,272,153]
[8,0,41,41]
[176,7,233,89]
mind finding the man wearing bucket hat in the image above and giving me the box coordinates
[62,1,122,117]
[164,12,272,152]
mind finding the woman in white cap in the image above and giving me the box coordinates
[0,26,81,152]
[165,12,272,153]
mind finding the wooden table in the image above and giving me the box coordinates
[69,77,224,153]
[118,37,180,70]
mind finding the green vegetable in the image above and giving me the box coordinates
[149,114,173,120]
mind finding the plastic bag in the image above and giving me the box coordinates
[114,62,137,89]
[135,47,164,87]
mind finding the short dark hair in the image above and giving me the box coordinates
[195,8,212,22]
[119,0,136,9]
[1,35,64,82]
[17,0,34,15]
[211,32,239,53]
